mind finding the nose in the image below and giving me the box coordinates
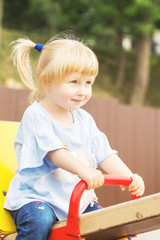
[77,84,86,96]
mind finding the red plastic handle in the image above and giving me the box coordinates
[66,174,140,238]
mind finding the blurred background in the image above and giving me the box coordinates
[0,0,160,205]
[1,1,160,238]
[1,0,160,107]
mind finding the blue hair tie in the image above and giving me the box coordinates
[35,43,44,52]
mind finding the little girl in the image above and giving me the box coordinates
[4,33,144,240]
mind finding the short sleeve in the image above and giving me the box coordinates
[14,105,67,171]
[91,131,117,165]
[89,115,117,165]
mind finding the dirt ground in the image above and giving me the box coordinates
[136,229,160,239]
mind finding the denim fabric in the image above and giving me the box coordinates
[10,202,102,240]
[83,202,103,213]
[10,202,57,240]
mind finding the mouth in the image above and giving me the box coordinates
[71,99,84,103]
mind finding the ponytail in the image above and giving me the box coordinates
[11,38,37,91]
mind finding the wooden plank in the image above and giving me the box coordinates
[79,193,160,239]
[0,88,16,121]
[155,109,160,192]
[15,89,29,121]
[134,107,156,195]
[51,193,160,240]
[115,104,157,198]
[83,97,118,147]
[84,98,119,207]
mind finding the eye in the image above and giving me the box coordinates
[86,81,92,85]
[70,80,78,84]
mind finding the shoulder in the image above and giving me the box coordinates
[74,108,94,121]
[20,102,52,132]
[22,101,50,122]
[17,102,54,138]
[74,108,96,127]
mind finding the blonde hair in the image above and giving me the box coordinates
[11,33,99,102]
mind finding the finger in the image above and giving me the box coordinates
[130,185,144,196]
[87,184,94,190]
[120,185,126,191]
[131,189,142,196]
[95,173,104,188]
[87,179,94,190]
[95,178,104,189]
[129,183,139,192]
[132,175,143,186]
[129,180,144,192]
[129,178,142,190]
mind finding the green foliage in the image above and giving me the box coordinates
[2,0,160,106]
[3,0,50,29]
[125,0,160,36]
[4,0,30,28]
[53,0,93,34]
[3,0,160,36]
[1,28,160,107]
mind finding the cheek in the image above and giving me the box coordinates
[59,87,73,101]
[86,88,92,99]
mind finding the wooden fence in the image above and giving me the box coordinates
[0,87,160,207]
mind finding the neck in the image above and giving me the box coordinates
[39,98,74,126]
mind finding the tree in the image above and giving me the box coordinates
[80,0,131,89]
[48,0,56,34]
[129,34,151,105]
[53,0,93,34]
[128,0,160,105]
[3,0,30,29]
[3,0,52,30]
[103,1,129,89]
[86,0,160,105]
[0,0,3,49]
[3,0,160,106]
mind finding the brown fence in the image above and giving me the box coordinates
[0,87,160,207]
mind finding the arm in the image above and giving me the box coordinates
[100,153,145,196]
[99,153,133,176]
[46,148,104,190]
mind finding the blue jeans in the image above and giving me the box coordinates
[10,201,102,240]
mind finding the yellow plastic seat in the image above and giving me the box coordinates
[0,121,19,235]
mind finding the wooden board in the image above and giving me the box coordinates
[52,193,160,240]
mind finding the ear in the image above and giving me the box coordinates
[39,75,52,92]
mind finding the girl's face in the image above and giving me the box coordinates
[46,72,95,111]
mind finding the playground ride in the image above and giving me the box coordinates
[0,121,160,240]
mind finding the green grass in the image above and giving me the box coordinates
[1,28,160,108]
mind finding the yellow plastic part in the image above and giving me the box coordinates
[76,239,86,240]
[0,121,19,235]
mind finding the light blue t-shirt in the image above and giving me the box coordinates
[4,101,117,220]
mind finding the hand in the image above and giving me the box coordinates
[128,174,145,196]
[78,167,104,190]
